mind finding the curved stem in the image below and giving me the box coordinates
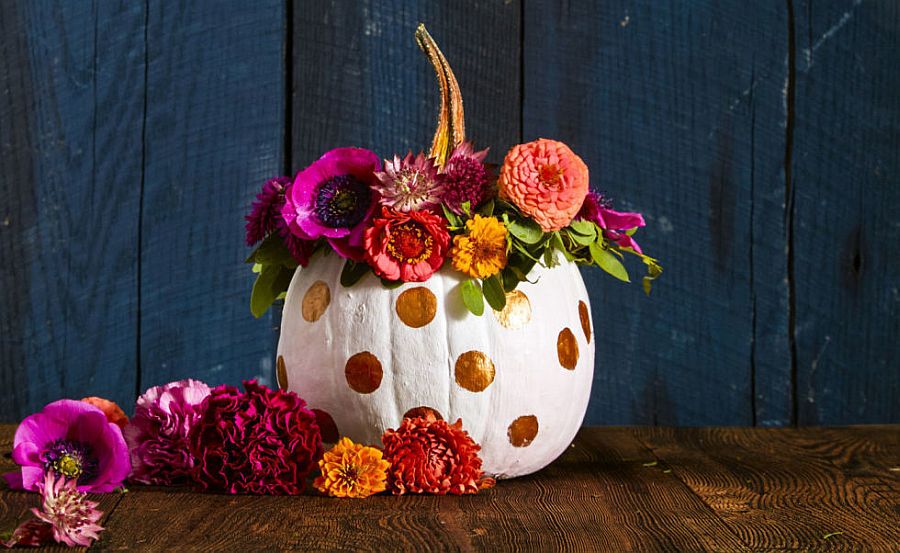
[415,24,465,166]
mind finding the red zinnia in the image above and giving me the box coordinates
[381,416,491,495]
[364,207,449,282]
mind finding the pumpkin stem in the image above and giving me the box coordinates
[415,24,465,167]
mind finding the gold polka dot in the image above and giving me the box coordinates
[493,290,532,329]
[508,415,539,447]
[312,409,340,443]
[578,300,592,343]
[403,406,444,421]
[557,328,579,370]
[302,280,331,322]
[276,355,288,390]
[345,351,383,394]
[395,287,437,328]
[455,351,496,392]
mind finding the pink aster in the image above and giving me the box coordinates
[282,148,381,261]
[440,142,495,214]
[577,191,646,253]
[32,471,105,547]
[374,152,444,212]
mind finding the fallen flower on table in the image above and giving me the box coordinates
[81,396,129,429]
[4,399,130,493]
[190,380,322,495]
[3,471,104,548]
[314,437,390,498]
[124,378,211,486]
[382,415,494,495]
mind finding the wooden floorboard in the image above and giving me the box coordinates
[0,425,897,551]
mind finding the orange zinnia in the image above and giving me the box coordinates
[314,437,390,498]
[498,139,589,232]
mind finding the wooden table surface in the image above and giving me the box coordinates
[0,425,897,552]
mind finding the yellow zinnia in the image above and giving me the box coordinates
[450,215,508,279]
[313,437,390,498]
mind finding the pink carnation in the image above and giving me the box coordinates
[190,381,322,495]
[124,379,211,486]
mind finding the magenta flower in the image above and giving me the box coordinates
[32,471,105,547]
[374,151,444,212]
[282,148,381,261]
[4,400,130,494]
[440,142,494,214]
[245,176,318,266]
[124,379,211,486]
[577,191,646,253]
[190,380,322,495]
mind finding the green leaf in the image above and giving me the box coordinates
[441,204,463,228]
[482,275,507,311]
[501,267,521,292]
[568,219,597,237]
[478,198,495,217]
[567,228,597,246]
[381,278,403,289]
[642,257,663,295]
[250,264,280,318]
[340,260,370,287]
[589,243,630,283]
[245,233,298,268]
[460,279,484,316]
[460,201,472,217]
[506,217,543,244]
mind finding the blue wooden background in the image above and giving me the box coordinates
[1,0,897,425]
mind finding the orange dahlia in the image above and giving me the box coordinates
[498,139,590,231]
[80,397,128,429]
[314,437,390,498]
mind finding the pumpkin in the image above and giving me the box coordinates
[274,26,595,478]
[276,251,594,478]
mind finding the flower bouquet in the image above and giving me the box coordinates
[245,25,660,479]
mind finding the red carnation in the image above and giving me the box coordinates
[189,380,322,495]
[381,416,491,495]
[364,207,449,282]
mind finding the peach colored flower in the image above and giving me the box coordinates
[314,437,389,498]
[498,139,589,231]
[81,397,128,429]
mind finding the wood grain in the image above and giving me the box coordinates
[636,426,900,551]
[789,0,900,425]
[524,1,792,425]
[0,0,145,418]
[1,425,897,551]
[138,1,285,393]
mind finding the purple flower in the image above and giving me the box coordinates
[282,148,381,261]
[4,400,130,494]
[32,471,105,547]
[374,151,444,212]
[440,142,494,214]
[123,379,211,486]
[245,176,317,267]
[577,190,646,253]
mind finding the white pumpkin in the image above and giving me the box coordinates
[276,252,594,478]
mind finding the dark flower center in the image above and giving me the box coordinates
[386,222,433,264]
[42,439,98,483]
[314,175,371,228]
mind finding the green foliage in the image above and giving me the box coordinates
[482,275,507,311]
[460,279,484,316]
[340,260,370,287]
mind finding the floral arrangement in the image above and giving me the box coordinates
[244,25,661,317]
[3,382,492,547]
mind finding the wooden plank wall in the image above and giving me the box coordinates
[0,0,897,425]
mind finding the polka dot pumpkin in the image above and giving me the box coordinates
[277,253,594,478]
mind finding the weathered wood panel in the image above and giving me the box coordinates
[292,0,521,169]
[524,1,792,425]
[0,1,145,417]
[790,0,900,424]
[138,1,285,393]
